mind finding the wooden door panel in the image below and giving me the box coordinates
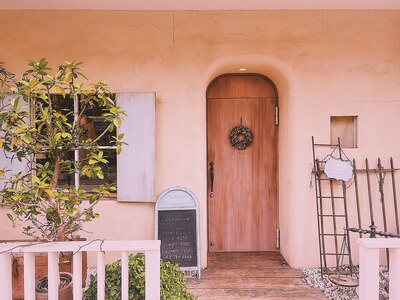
[207,75,278,252]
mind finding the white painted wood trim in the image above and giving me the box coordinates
[389,248,400,299]
[73,251,83,299]
[358,246,379,300]
[145,250,160,300]
[48,252,60,300]
[0,240,160,252]
[358,237,400,248]
[0,252,12,300]
[121,251,129,300]
[97,251,106,300]
[23,252,36,300]
[0,240,161,300]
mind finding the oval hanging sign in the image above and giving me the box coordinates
[324,157,353,181]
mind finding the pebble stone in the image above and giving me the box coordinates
[302,266,389,300]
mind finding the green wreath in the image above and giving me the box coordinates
[229,125,253,150]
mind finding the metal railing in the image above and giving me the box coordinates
[0,240,160,300]
[358,238,400,300]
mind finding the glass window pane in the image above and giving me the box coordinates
[80,149,117,191]
[330,116,357,148]
[35,94,117,193]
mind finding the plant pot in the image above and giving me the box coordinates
[0,239,87,300]
[9,251,87,299]
[35,272,73,300]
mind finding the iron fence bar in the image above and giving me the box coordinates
[312,137,327,275]
[377,158,390,266]
[365,158,375,225]
[378,158,388,234]
[348,225,400,238]
[355,168,400,173]
[353,159,363,238]
[390,157,400,234]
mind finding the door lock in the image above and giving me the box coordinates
[210,242,215,247]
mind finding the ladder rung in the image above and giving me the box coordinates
[313,143,339,147]
[319,214,346,217]
[320,233,347,236]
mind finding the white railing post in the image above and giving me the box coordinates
[145,249,160,300]
[0,252,13,300]
[73,251,83,300]
[97,251,106,300]
[359,244,379,300]
[24,252,36,300]
[0,240,161,300]
[389,248,400,299]
[48,251,60,300]
[121,251,129,300]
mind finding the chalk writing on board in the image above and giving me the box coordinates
[158,210,197,267]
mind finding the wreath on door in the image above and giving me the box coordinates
[229,125,253,150]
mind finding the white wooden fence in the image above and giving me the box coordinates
[358,238,400,300]
[0,240,160,300]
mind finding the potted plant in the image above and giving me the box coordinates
[0,58,126,298]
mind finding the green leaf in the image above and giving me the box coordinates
[113,117,122,127]
[45,189,54,197]
[88,159,97,165]
[39,58,48,68]
[22,135,32,143]
[116,144,122,155]
[10,97,19,107]
[65,72,73,82]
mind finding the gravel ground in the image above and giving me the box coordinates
[302,266,389,300]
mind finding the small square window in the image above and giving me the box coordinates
[330,116,358,148]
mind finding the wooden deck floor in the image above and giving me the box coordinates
[187,252,326,300]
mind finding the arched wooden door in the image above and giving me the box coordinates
[207,74,278,252]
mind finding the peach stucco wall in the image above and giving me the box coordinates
[1,10,400,268]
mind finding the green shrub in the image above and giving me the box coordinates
[84,253,197,300]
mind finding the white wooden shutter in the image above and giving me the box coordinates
[116,92,155,202]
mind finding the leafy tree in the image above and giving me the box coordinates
[0,59,126,241]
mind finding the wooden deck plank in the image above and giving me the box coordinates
[187,252,326,299]
[200,268,305,279]
[187,277,311,289]
[188,288,326,299]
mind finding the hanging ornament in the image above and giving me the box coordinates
[229,124,253,150]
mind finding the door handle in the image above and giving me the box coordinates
[209,161,214,197]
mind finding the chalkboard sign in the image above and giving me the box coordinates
[158,210,197,267]
[155,187,200,277]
